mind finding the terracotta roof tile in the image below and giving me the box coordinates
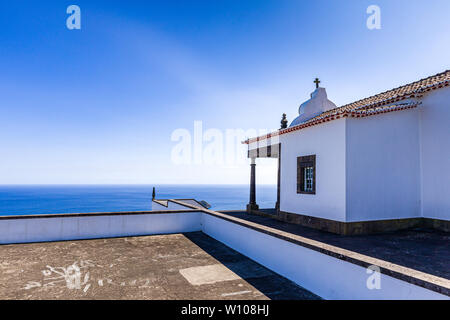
[244,70,450,144]
[325,69,450,115]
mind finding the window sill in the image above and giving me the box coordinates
[297,191,316,195]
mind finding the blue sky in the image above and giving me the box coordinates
[0,0,449,184]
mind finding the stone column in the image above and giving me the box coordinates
[275,144,281,214]
[247,157,259,212]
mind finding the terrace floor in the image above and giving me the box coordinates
[220,211,450,280]
[0,232,320,300]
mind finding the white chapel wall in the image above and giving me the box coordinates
[279,118,347,221]
[345,108,421,222]
[419,86,450,221]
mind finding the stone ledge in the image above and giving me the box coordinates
[274,210,450,235]
[0,209,202,220]
[199,206,450,296]
[203,209,450,297]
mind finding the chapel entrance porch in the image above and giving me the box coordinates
[245,140,281,217]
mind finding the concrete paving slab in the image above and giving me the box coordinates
[0,232,320,300]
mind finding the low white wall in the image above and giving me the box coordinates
[1,210,446,299]
[202,213,447,300]
[0,212,202,244]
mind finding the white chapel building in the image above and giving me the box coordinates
[244,70,450,235]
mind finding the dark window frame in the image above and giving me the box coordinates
[297,155,316,194]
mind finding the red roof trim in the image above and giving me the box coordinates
[243,102,420,144]
[243,70,450,145]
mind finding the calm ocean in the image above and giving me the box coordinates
[0,185,277,216]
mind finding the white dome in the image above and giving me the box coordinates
[290,87,337,127]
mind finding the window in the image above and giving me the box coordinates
[297,155,316,194]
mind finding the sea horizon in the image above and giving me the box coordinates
[0,184,277,216]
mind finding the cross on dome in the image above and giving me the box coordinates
[314,78,321,88]
[289,78,337,127]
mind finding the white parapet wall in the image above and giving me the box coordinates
[201,212,448,300]
[0,211,202,244]
[0,206,447,300]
